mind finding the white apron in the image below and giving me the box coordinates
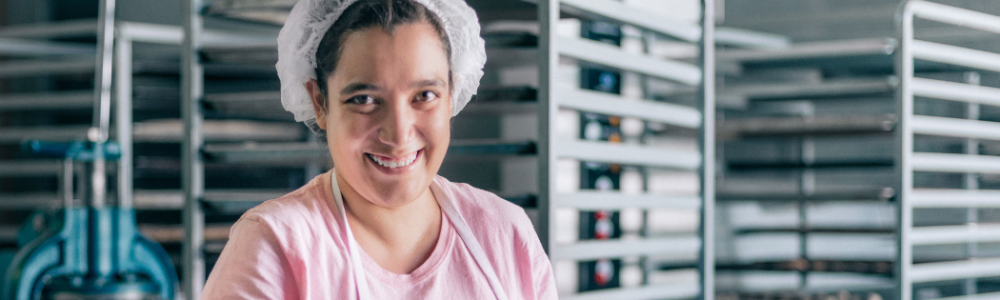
[329,169,510,300]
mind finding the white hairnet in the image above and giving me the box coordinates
[276,0,486,131]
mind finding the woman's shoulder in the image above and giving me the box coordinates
[240,175,338,236]
[433,176,535,238]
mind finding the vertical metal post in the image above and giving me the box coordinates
[895,2,915,300]
[116,35,133,209]
[963,71,980,296]
[90,0,116,209]
[537,0,558,256]
[90,0,117,281]
[182,0,206,298]
[62,159,75,207]
[700,1,716,299]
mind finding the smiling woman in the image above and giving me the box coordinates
[200,0,557,299]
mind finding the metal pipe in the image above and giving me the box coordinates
[90,0,115,209]
[963,71,981,297]
[536,0,558,257]
[699,1,715,299]
[895,1,917,299]
[116,34,133,209]
[182,0,207,298]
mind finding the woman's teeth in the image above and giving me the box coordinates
[368,152,418,168]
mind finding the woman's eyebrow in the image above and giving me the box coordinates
[340,83,380,96]
[411,79,447,88]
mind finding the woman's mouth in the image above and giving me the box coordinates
[366,150,420,169]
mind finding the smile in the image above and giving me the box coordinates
[366,150,420,169]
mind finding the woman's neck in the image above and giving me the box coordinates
[334,172,442,274]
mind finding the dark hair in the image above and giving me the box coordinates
[313,0,452,107]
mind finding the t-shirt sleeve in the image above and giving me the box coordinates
[202,217,300,300]
[529,235,558,300]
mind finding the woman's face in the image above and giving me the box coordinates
[310,22,451,208]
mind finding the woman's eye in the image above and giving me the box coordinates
[416,91,439,102]
[346,95,376,105]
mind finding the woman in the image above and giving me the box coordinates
[201,0,557,299]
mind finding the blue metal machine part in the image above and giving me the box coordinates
[1,141,177,300]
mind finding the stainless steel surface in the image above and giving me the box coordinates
[557,36,702,85]
[0,38,94,56]
[116,34,133,209]
[0,58,96,78]
[558,139,701,170]
[557,87,702,129]
[552,236,701,260]
[90,0,115,210]
[0,91,94,111]
[552,192,701,210]
[182,0,206,299]
[910,78,1000,106]
[559,0,701,42]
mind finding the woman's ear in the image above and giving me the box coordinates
[305,79,329,130]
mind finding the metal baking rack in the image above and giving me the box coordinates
[714,1,1000,299]
[534,0,715,299]
[715,34,902,300]
[897,1,1000,300]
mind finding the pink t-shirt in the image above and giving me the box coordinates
[202,172,557,299]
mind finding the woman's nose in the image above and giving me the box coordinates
[378,99,416,147]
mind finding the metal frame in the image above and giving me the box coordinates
[538,0,714,298]
[896,1,1000,300]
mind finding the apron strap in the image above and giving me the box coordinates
[330,170,508,300]
[330,170,372,300]
[432,182,511,300]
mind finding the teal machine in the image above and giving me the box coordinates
[2,142,177,300]
[0,0,178,298]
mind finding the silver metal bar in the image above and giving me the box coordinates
[557,139,701,170]
[203,91,281,103]
[0,126,90,143]
[719,77,897,102]
[558,0,701,42]
[717,38,895,62]
[714,27,790,50]
[0,38,94,56]
[719,115,896,138]
[897,3,917,299]
[912,78,1000,106]
[117,21,277,46]
[910,257,1000,283]
[911,153,1000,174]
[131,189,290,210]
[553,192,701,210]
[203,142,326,163]
[699,2,716,298]
[537,0,558,256]
[552,236,700,260]
[911,189,1000,208]
[908,0,1000,35]
[0,58,95,78]
[933,291,1000,300]
[0,193,63,209]
[0,160,62,176]
[116,35,133,209]
[911,224,1000,246]
[911,40,1000,73]
[911,116,1000,141]
[556,87,701,129]
[556,36,702,86]
[0,91,93,110]
[561,284,700,300]
[182,0,206,298]
[0,19,98,38]
[133,120,304,142]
